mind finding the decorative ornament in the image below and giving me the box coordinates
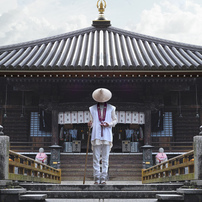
[97,0,106,14]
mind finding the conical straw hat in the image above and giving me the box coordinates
[92,88,112,103]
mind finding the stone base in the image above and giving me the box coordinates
[190,180,202,186]
[19,194,47,201]
[0,188,26,202]
[178,188,202,195]
[156,194,184,201]
[0,180,13,186]
[177,188,202,202]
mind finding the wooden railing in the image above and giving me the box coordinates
[9,150,61,184]
[142,150,194,184]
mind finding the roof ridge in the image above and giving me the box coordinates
[1,25,202,52]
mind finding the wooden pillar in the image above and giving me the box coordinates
[200,109,202,126]
[52,110,59,145]
[0,109,3,125]
[144,109,151,145]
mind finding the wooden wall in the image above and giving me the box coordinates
[2,108,29,142]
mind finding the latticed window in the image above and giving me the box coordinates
[151,112,173,137]
[30,112,52,137]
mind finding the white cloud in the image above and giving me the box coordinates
[0,0,202,46]
[0,0,90,46]
[127,0,202,46]
[0,0,18,14]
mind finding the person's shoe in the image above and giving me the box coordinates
[100,181,106,185]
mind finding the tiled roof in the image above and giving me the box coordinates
[0,26,202,72]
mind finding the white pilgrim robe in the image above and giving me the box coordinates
[89,103,117,149]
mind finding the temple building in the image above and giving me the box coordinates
[0,0,202,156]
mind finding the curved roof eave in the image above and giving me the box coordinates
[0,25,202,72]
[0,27,95,52]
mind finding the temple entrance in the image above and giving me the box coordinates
[58,123,144,153]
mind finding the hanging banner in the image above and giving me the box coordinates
[58,111,145,124]
[78,111,84,123]
[58,112,64,124]
[84,111,90,123]
[132,112,139,124]
[139,112,145,124]
[71,111,78,124]
[64,111,71,124]
[125,111,132,124]
[119,111,125,123]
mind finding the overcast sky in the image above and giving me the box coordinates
[0,0,202,46]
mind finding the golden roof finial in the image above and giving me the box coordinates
[93,0,111,27]
[97,0,106,14]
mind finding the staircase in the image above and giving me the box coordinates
[60,153,143,181]
[20,183,183,201]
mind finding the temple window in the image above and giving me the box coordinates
[30,112,52,137]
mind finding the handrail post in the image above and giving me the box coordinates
[193,126,202,181]
[0,125,10,180]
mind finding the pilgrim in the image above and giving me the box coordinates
[88,88,117,184]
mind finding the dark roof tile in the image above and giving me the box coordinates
[0,26,202,71]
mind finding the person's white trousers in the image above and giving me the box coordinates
[93,144,110,183]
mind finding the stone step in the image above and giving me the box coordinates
[62,176,141,181]
[61,169,141,174]
[61,166,142,171]
[19,194,47,201]
[0,188,26,195]
[62,176,94,181]
[60,162,143,167]
[26,190,177,199]
[61,159,143,162]
[62,174,141,179]
[156,194,184,201]
[60,154,144,181]
[45,200,158,202]
[61,163,143,168]
[60,155,143,163]
[20,183,183,199]
[20,184,183,192]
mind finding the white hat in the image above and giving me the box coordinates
[92,88,112,103]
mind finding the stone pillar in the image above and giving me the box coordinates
[0,126,10,180]
[194,134,202,180]
[144,109,151,145]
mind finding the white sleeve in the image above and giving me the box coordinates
[108,108,118,127]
